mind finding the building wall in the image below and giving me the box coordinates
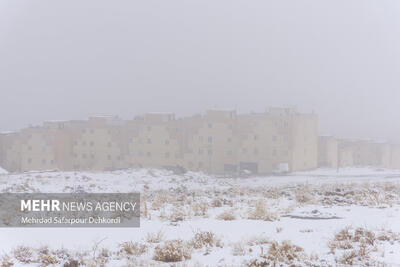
[318,136,338,168]
[18,128,57,172]
[71,117,128,171]
[3,109,398,174]
[290,113,318,171]
[128,113,183,169]
[184,110,238,174]
[390,145,400,169]
[0,132,21,172]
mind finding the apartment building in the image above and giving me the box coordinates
[318,136,338,168]
[183,110,238,174]
[0,132,21,172]
[128,113,183,169]
[18,127,58,172]
[181,107,318,174]
[70,116,128,171]
[2,108,399,174]
[391,145,400,169]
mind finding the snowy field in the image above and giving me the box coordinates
[0,167,400,266]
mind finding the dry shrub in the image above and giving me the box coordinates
[119,241,148,256]
[1,255,14,267]
[267,240,304,263]
[13,246,34,264]
[153,240,191,262]
[211,198,222,207]
[248,201,277,221]
[190,231,221,249]
[40,254,58,266]
[168,207,186,222]
[63,259,79,267]
[247,235,270,246]
[327,226,400,265]
[247,240,304,266]
[232,242,246,256]
[295,191,313,204]
[216,210,236,221]
[146,231,165,243]
[192,202,208,216]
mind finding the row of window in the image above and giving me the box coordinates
[26,158,54,165]
[73,141,113,147]
[73,153,122,161]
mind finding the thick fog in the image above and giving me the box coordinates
[0,0,399,142]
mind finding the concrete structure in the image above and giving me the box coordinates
[128,113,184,169]
[183,110,239,174]
[318,136,338,168]
[1,108,399,174]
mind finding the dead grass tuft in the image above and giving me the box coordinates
[153,240,191,262]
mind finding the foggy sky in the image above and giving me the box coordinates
[0,1,399,142]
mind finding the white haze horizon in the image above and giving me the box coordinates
[1,0,399,143]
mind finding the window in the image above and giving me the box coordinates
[242,148,247,154]
[208,123,212,128]
[82,141,87,146]
[147,126,152,131]
[90,141,94,147]
[73,153,78,158]
[91,154,95,159]
[227,137,232,143]
[198,149,203,155]
[147,138,151,144]
[273,136,277,142]
[199,162,204,168]
[165,152,170,158]
[74,141,78,146]
[208,136,212,143]
[28,146,32,151]
[165,140,170,145]
[117,156,121,161]
[28,158,32,164]
[108,142,112,147]
[199,136,203,142]
[147,152,151,157]
[227,150,233,156]
[272,149,277,156]
[82,154,87,159]
[50,160,54,165]
[108,155,112,160]
[254,135,258,140]
[254,148,258,155]
[42,159,46,165]
[208,149,212,155]
[90,129,94,134]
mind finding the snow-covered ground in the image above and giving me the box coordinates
[0,167,400,266]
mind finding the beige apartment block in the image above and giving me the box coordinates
[70,116,128,171]
[288,110,318,171]
[337,139,394,169]
[183,110,238,174]
[18,127,58,172]
[128,113,183,169]
[390,145,400,169]
[237,112,291,174]
[182,107,318,175]
[374,142,392,168]
[318,136,338,168]
[0,132,21,172]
